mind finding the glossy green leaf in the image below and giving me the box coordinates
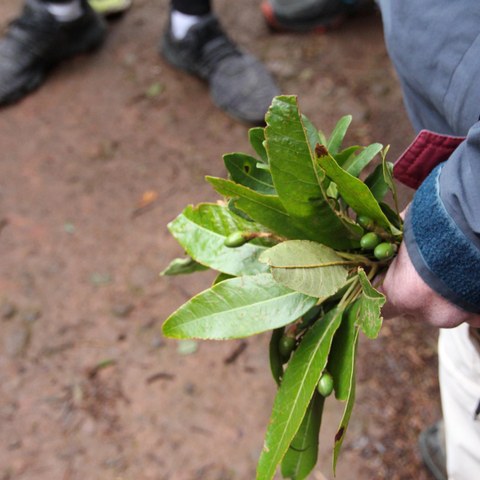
[168,203,269,276]
[281,393,324,480]
[328,303,360,401]
[334,145,362,167]
[365,163,389,201]
[355,269,385,339]
[382,155,395,194]
[380,201,403,230]
[256,307,343,480]
[343,143,383,178]
[269,327,285,386]
[224,153,275,194]
[260,240,349,298]
[333,377,356,473]
[213,272,234,285]
[264,96,357,249]
[301,113,322,155]
[249,127,268,163]
[327,115,352,156]
[207,177,312,240]
[161,256,209,276]
[163,273,317,340]
[317,152,401,235]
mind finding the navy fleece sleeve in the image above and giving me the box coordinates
[404,122,480,313]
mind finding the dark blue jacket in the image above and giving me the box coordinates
[378,0,480,313]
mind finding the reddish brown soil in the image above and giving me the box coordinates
[0,2,440,479]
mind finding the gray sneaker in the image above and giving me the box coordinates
[0,0,106,106]
[160,14,279,124]
[419,421,448,480]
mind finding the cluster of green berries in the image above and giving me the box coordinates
[278,331,334,397]
[357,215,396,260]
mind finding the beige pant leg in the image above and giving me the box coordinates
[438,324,480,480]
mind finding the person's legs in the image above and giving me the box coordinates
[170,0,211,16]
[160,0,279,124]
[438,324,480,479]
[0,0,106,106]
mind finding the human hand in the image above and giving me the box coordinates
[381,240,480,328]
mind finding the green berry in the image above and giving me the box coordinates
[360,232,381,250]
[224,231,248,248]
[278,335,296,358]
[373,242,395,260]
[317,371,334,397]
[357,215,375,231]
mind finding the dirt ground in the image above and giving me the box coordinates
[0,1,441,479]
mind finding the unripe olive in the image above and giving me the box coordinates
[224,231,248,248]
[278,334,296,359]
[374,242,395,260]
[357,215,375,231]
[317,371,334,397]
[360,232,381,250]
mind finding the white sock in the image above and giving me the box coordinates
[45,0,84,22]
[170,10,204,40]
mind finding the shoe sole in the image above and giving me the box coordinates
[260,2,346,33]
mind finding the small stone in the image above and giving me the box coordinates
[0,302,16,320]
[111,303,134,318]
[21,307,42,323]
[183,382,196,395]
[150,334,164,350]
[7,438,21,450]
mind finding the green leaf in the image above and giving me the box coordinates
[382,154,395,193]
[281,393,324,480]
[163,273,317,340]
[334,145,362,167]
[256,306,343,480]
[380,201,403,230]
[328,304,360,401]
[301,113,321,154]
[264,96,357,249]
[269,328,285,386]
[249,127,268,163]
[213,272,234,285]
[365,163,389,202]
[333,376,356,473]
[317,151,400,235]
[327,115,352,155]
[224,153,275,194]
[342,143,383,178]
[260,240,349,298]
[207,177,311,240]
[355,269,385,339]
[161,256,209,276]
[168,203,269,276]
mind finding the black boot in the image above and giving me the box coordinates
[0,0,106,105]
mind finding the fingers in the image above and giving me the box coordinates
[380,242,479,328]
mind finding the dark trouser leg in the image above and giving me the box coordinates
[170,0,211,15]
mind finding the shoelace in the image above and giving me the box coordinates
[189,17,241,75]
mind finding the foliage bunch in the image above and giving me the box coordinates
[161,96,403,479]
